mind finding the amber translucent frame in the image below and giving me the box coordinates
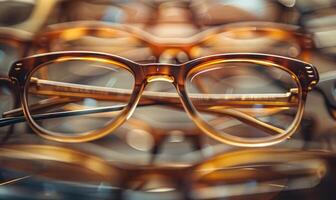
[6,51,318,147]
[34,21,314,60]
[0,144,332,200]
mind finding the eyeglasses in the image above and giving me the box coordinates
[35,21,314,63]
[0,51,318,147]
[0,144,331,199]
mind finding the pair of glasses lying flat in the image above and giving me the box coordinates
[0,51,318,147]
[0,144,332,200]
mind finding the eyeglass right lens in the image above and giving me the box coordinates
[26,57,134,137]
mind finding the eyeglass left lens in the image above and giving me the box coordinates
[185,60,301,146]
[26,57,134,138]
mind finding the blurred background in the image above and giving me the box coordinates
[1,0,336,199]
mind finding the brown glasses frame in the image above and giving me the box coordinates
[34,21,314,60]
[0,144,334,200]
[5,51,319,147]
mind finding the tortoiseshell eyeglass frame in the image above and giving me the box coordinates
[0,144,333,200]
[33,21,314,61]
[6,51,318,147]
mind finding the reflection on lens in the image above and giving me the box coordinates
[27,58,134,136]
[186,61,300,141]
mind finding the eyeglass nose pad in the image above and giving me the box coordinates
[146,75,175,83]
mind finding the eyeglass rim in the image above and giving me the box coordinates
[8,51,319,146]
[0,144,333,189]
[34,20,314,58]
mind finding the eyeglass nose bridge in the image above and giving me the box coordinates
[147,75,174,83]
[141,64,179,84]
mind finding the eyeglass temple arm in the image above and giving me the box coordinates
[61,102,286,136]
[1,78,296,135]
[0,95,156,127]
[3,77,298,120]
[0,100,284,136]
[0,104,127,127]
[2,95,156,119]
[3,78,297,118]
[28,78,299,106]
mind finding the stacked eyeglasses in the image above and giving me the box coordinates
[0,0,333,148]
[0,144,334,199]
[2,1,336,200]
[0,20,321,147]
